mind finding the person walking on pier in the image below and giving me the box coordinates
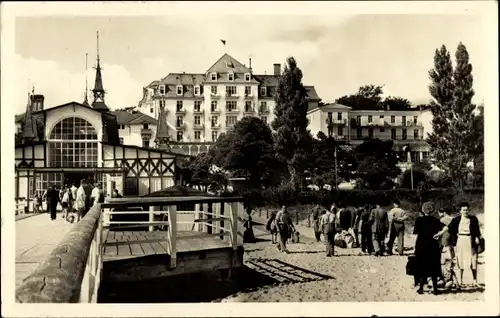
[387,199,408,256]
[44,183,59,221]
[75,179,87,222]
[359,205,374,254]
[320,207,337,257]
[370,203,390,256]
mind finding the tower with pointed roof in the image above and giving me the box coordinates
[155,104,171,150]
[21,88,39,142]
[83,52,90,106]
[91,31,109,111]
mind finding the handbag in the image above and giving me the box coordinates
[477,237,485,254]
[406,255,417,276]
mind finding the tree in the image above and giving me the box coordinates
[272,57,312,191]
[471,105,484,187]
[353,139,401,189]
[400,162,430,190]
[213,116,279,190]
[335,85,384,110]
[427,43,477,190]
[381,96,412,110]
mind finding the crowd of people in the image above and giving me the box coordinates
[33,178,110,223]
[265,199,484,295]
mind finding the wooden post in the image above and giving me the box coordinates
[229,203,238,250]
[220,203,225,241]
[202,203,209,233]
[207,203,213,234]
[193,203,201,232]
[149,205,155,232]
[168,204,177,268]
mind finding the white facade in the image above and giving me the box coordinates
[117,123,157,147]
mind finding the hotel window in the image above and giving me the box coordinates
[143,123,149,129]
[368,127,373,138]
[260,101,267,112]
[119,137,124,145]
[211,86,218,95]
[380,128,385,133]
[226,86,237,97]
[245,86,251,96]
[338,126,343,136]
[159,100,165,108]
[177,131,183,142]
[245,73,251,81]
[211,116,218,127]
[260,116,267,124]
[337,112,342,121]
[391,115,395,123]
[356,116,361,125]
[159,85,165,95]
[150,107,154,114]
[414,129,419,139]
[356,128,362,139]
[210,72,217,81]
[380,115,384,119]
[402,116,407,126]
[226,115,238,127]
[391,128,396,139]
[48,117,98,168]
[413,116,418,125]
[194,85,200,96]
[194,100,201,112]
[226,101,237,112]
[211,101,218,111]
[142,139,150,148]
[327,112,333,122]
[228,73,234,81]
[212,131,218,141]
[194,131,201,140]
[260,87,267,96]
[402,128,407,140]
[194,116,201,125]
[368,115,373,123]
[245,101,253,112]
[176,100,183,112]
[176,85,183,95]
[176,116,183,127]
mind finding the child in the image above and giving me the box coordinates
[438,258,460,289]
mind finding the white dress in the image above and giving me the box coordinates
[455,217,478,270]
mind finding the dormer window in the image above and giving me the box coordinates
[159,85,165,95]
[176,85,183,95]
[260,87,267,96]
[245,73,251,81]
[194,85,200,96]
[210,72,217,81]
[228,72,234,81]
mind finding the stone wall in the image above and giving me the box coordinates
[16,204,102,303]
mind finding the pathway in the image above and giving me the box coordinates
[16,213,75,288]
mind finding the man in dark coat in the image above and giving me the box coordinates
[359,206,373,254]
[369,203,390,256]
[82,178,93,217]
[311,204,323,242]
[44,183,60,220]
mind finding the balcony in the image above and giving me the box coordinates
[211,123,220,129]
[244,93,254,99]
[225,108,239,114]
[176,123,186,130]
[210,108,221,114]
[244,108,255,115]
[326,118,347,126]
[193,108,204,115]
[210,93,221,99]
[141,128,152,137]
[225,94,239,99]
[258,107,270,115]
[407,120,423,127]
[193,123,205,130]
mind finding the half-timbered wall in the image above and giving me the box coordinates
[15,143,47,211]
[102,144,177,196]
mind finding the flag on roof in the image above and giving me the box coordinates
[220,39,226,45]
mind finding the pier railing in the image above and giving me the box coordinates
[16,204,104,303]
[101,197,245,269]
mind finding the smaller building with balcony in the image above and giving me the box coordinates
[307,103,351,141]
[113,109,158,148]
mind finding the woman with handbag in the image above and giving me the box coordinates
[434,202,483,288]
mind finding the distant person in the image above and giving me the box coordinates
[413,201,443,295]
[359,205,373,254]
[61,187,71,220]
[369,203,390,256]
[311,204,323,242]
[70,183,78,210]
[75,179,87,222]
[82,179,92,215]
[111,188,122,198]
[320,206,337,257]
[434,202,482,288]
[44,183,60,221]
[438,208,455,258]
[33,193,42,214]
[266,210,278,244]
[387,199,408,256]
[275,205,295,254]
[91,183,101,206]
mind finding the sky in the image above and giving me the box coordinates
[12,12,490,114]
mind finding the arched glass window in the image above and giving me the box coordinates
[48,117,99,168]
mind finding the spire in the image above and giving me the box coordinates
[91,31,109,111]
[21,89,39,142]
[83,53,90,106]
[155,104,171,151]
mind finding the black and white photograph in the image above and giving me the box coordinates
[1,1,498,316]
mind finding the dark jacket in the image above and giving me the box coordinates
[447,215,482,249]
